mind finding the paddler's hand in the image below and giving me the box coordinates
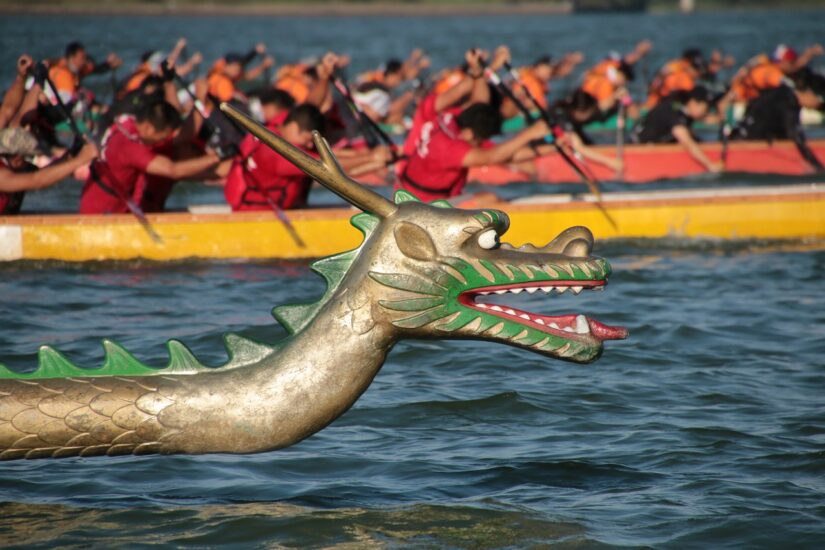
[490,45,511,71]
[194,77,208,103]
[317,52,338,81]
[106,52,123,70]
[31,61,48,88]
[160,60,176,82]
[707,160,724,174]
[77,142,99,163]
[465,48,487,76]
[17,54,33,79]
[255,42,267,55]
[635,39,653,56]
[371,145,394,165]
[261,55,276,70]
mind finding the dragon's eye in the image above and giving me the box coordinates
[478,229,499,250]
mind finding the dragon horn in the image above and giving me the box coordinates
[220,102,397,217]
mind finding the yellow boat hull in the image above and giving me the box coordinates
[2,184,823,262]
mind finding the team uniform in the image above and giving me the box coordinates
[632,100,693,144]
[399,112,472,202]
[734,85,823,169]
[646,59,697,108]
[79,115,158,214]
[224,118,314,211]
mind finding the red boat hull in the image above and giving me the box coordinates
[467,139,825,185]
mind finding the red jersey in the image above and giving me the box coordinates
[224,126,316,211]
[80,115,157,214]
[399,115,472,202]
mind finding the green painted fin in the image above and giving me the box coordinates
[273,212,380,336]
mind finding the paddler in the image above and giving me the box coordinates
[0,127,98,215]
[398,102,551,202]
[731,77,824,171]
[224,104,391,211]
[47,41,123,104]
[579,40,653,116]
[207,44,275,103]
[632,86,723,174]
[79,98,220,214]
[729,43,823,103]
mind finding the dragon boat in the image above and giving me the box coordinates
[0,105,628,461]
[0,182,823,262]
[468,138,825,185]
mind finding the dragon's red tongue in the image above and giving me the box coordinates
[588,319,629,341]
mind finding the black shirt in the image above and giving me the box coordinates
[633,100,692,144]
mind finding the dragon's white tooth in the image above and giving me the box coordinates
[490,305,503,312]
[571,286,583,294]
[555,287,567,294]
[526,287,538,294]
[495,290,508,295]
[563,327,575,333]
[536,318,545,325]
[519,313,530,320]
[477,303,488,309]
[541,286,553,293]
[549,322,560,329]
[480,291,491,295]
[505,309,516,315]
[575,315,590,334]
[511,288,523,294]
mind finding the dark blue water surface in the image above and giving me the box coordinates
[1,9,825,549]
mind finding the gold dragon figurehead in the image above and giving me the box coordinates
[223,104,627,364]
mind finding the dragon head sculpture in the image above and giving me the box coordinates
[224,104,626,365]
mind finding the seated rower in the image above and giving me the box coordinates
[79,99,219,214]
[732,80,824,171]
[632,86,722,174]
[224,104,389,211]
[0,128,98,215]
[398,102,549,202]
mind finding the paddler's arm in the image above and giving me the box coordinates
[306,53,337,111]
[0,55,32,129]
[566,132,623,173]
[145,151,219,181]
[433,48,490,112]
[462,121,549,167]
[0,143,98,193]
[171,78,208,146]
[672,125,722,173]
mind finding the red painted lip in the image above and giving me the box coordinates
[588,319,629,341]
[458,280,628,343]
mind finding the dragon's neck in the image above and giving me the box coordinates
[238,286,394,449]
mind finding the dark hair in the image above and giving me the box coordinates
[65,41,85,58]
[560,89,598,114]
[533,55,553,67]
[136,99,183,132]
[617,60,635,81]
[140,50,157,63]
[138,75,165,96]
[456,103,503,140]
[685,85,712,104]
[224,53,244,65]
[384,58,403,76]
[258,88,297,110]
[284,104,325,133]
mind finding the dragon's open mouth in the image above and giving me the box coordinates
[459,280,628,343]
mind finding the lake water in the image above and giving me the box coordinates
[1,9,825,549]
